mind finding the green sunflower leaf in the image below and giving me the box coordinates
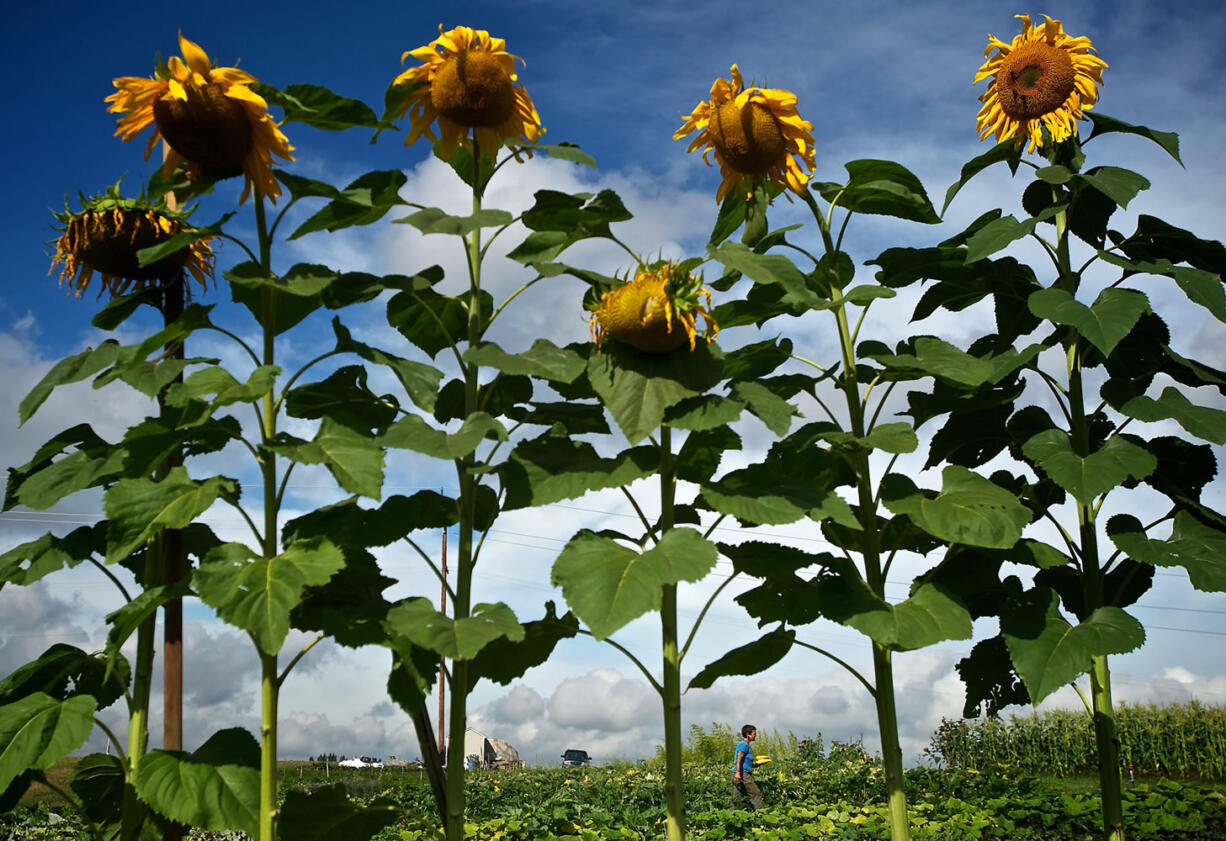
[1108,512,1226,592]
[880,466,1029,549]
[255,82,380,131]
[381,412,507,460]
[463,340,586,383]
[551,528,717,639]
[133,728,260,836]
[1002,589,1145,704]
[943,139,1023,213]
[289,170,410,239]
[385,598,524,661]
[0,693,96,794]
[1028,287,1150,356]
[1086,113,1181,165]
[193,538,345,654]
[1022,430,1156,505]
[104,468,238,563]
[688,628,796,691]
[818,159,940,224]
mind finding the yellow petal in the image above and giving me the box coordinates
[178,33,212,77]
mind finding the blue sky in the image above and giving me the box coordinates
[3,0,1225,765]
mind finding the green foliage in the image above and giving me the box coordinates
[925,701,1226,780]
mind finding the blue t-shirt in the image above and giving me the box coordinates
[733,739,754,775]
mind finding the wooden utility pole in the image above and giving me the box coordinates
[437,526,447,755]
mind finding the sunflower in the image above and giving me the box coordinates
[393,25,544,162]
[975,14,1108,153]
[50,183,215,299]
[674,65,816,204]
[107,33,295,203]
[590,263,719,355]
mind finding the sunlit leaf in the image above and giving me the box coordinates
[104,468,238,562]
[1022,430,1156,505]
[134,728,259,836]
[1028,287,1149,356]
[1003,589,1145,704]
[0,693,95,793]
[552,528,717,639]
[588,342,723,444]
[463,340,586,383]
[194,538,345,654]
[880,466,1029,549]
[381,412,506,460]
[386,598,524,660]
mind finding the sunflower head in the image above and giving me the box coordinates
[975,14,1108,153]
[393,25,544,163]
[590,262,719,355]
[674,65,816,203]
[107,32,295,203]
[49,181,215,299]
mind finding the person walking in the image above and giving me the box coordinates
[732,724,765,810]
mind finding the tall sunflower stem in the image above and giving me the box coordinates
[828,224,911,840]
[657,426,686,841]
[1056,208,1125,841]
[442,140,486,841]
[252,191,282,841]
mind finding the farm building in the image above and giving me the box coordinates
[462,727,524,770]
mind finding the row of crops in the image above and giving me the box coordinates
[924,701,1226,779]
[8,748,1226,841]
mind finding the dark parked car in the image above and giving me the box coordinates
[561,749,591,767]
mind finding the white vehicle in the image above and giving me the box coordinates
[338,755,383,768]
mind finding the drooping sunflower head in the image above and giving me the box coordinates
[49,182,215,299]
[590,262,719,355]
[975,14,1108,153]
[393,25,544,162]
[674,65,816,204]
[106,32,295,203]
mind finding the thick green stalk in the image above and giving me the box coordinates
[1058,210,1126,841]
[443,145,485,841]
[829,262,911,841]
[658,427,685,841]
[871,645,910,836]
[258,653,279,841]
[253,193,281,841]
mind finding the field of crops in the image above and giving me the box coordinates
[7,739,1226,841]
[926,701,1226,780]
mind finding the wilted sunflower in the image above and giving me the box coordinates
[393,25,544,162]
[50,183,215,299]
[107,32,295,203]
[975,14,1107,153]
[591,263,719,355]
[674,65,816,204]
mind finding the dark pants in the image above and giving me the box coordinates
[732,772,764,810]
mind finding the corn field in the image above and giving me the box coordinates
[925,702,1226,779]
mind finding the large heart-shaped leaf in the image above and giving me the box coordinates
[501,435,656,509]
[1003,590,1145,704]
[881,466,1029,549]
[1028,287,1150,356]
[588,343,723,444]
[688,628,796,690]
[194,538,345,654]
[1117,387,1226,445]
[1108,512,1226,592]
[463,340,586,383]
[1022,430,1156,505]
[552,528,717,639]
[0,693,95,792]
[465,602,580,693]
[0,524,103,587]
[385,599,524,661]
[267,418,386,499]
[134,728,259,836]
[381,412,507,460]
[104,468,237,562]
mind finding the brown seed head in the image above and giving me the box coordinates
[707,100,787,176]
[993,40,1076,121]
[153,84,252,178]
[431,50,515,128]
